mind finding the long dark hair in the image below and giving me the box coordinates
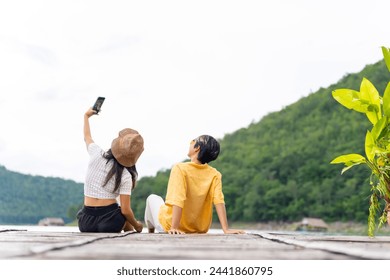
[103,149,138,192]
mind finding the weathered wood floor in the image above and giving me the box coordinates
[1,226,390,260]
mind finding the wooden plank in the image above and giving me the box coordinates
[0,226,389,260]
[29,233,349,260]
[253,231,390,260]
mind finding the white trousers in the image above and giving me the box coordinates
[144,194,165,233]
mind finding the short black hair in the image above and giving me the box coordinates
[194,135,220,164]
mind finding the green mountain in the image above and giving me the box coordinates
[0,165,83,224]
[1,59,388,225]
[132,59,389,223]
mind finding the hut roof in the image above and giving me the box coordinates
[300,217,328,229]
[38,217,65,226]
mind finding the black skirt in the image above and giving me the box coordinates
[77,203,126,233]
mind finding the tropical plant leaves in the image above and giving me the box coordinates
[360,78,381,124]
[332,78,381,125]
[330,154,366,174]
[371,116,387,140]
[382,46,390,73]
[365,131,376,162]
[332,89,368,113]
[382,82,390,117]
[332,46,390,236]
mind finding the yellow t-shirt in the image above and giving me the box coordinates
[158,162,225,233]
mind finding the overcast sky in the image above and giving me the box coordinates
[0,0,389,183]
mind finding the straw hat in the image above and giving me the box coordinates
[111,128,144,167]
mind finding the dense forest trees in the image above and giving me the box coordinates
[0,59,388,225]
[0,165,83,224]
[132,59,389,224]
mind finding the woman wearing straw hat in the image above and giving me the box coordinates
[77,107,144,233]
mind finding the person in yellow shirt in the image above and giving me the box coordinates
[144,135,245,234]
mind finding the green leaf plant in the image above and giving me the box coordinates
[331,46,390,236]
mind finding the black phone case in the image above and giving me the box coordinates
[93,97,105,113]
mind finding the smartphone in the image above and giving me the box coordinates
[92,97,105,114]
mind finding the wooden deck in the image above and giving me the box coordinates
[1,225,390,260]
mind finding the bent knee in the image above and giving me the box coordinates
[146,194,163,202]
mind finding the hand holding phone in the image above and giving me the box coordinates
[92,97,105,114]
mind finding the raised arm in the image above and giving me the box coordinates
[84,108,96,148]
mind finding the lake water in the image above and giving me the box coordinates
[0,224,80,232]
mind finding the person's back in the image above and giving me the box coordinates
[159,161,224,233]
